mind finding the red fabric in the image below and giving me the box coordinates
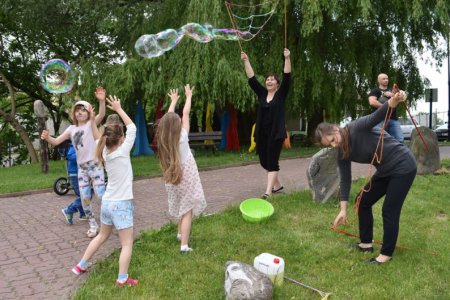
[226,106,240,151]
[155,97,164,120]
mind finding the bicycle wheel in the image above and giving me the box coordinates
[54,177,70,195]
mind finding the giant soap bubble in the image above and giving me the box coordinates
[135,23,252,59]
[40,59,75,94]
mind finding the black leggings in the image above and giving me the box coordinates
[257,138,284,172]
[358,169,416,256]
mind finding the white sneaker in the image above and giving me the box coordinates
[87,226,98,238]
[179,247,193,254]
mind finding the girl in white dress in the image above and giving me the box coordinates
[157,84,207,253]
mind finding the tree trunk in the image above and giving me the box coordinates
[37,117,49,173]
[0,111,39,163]
[306,108,325,146]
[0,70,38,164]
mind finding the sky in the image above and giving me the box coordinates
[412,41,449,124]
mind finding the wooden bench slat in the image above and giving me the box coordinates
[188,131,222,149]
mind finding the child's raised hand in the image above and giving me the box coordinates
[106,95,122,111]
[40,129,49,140]
[95,86,106,101]
[88,106,96,121]
[184,84,194,99]
[168,89,180,102]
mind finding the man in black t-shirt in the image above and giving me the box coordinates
[368,73,404,143]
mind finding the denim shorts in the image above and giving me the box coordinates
[101,200,134,230]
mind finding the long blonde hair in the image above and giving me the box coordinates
[314,122,351,159]
[156,112,182,185]
[96,123,124,164]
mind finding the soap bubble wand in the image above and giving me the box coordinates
[284,276,331,299]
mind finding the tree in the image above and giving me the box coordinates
[0,71,38,162]
[91,0,450,141]
[1,0,449,155]
[0,0,156,162]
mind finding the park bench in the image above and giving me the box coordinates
[188,131,222,152]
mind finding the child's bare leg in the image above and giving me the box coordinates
[117,227,134,275]
[177,221,182,241]
[180,210,193,247]
[81,224,112,262]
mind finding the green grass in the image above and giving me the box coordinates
[0,144,319,194]
[74,161,450,300]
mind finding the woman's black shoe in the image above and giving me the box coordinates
[352,243,374,253]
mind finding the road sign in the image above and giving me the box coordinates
[425,88,438,102]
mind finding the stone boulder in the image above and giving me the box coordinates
[410,127,440,174]
[307,148,340,203]
[224,261,273,300]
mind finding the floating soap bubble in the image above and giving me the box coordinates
[40,59,75,94]
[135,1,278,59]
[180,23,214,43]
[135,35,163,59]
[212,28,253,40]
[135,23,256,59]
[157,29,184,51]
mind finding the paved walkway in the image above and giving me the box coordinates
[1,147,449,299]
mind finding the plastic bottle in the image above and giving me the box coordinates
[253,253,285,286]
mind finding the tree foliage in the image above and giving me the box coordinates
[1,0,449,161]
[92,0,450,129]
[0,0,156,164]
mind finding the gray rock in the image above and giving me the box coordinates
[307,148,340,203]
[410,127,440,174]
[224,261,273,300]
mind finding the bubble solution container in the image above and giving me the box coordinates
[253,253,285,286]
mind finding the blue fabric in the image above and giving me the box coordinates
[118,274,128,281]
[66,174,85,217]
[101,200,134,230]
[78,260,88,269]
[376,119,404,143]
[220,111,230,150]
[66,145,78,174]
[133,99,153,156]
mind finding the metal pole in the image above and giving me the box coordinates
[429,91,433,129]
[447,35,450,141]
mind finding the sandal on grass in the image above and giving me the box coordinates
[272,186,284,193]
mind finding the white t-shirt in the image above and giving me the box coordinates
[64,121,96,165]
[102,123,137,201]
[179,128,192,164]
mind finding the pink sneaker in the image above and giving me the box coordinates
[115,277,138,287]
[72,265,87,275]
